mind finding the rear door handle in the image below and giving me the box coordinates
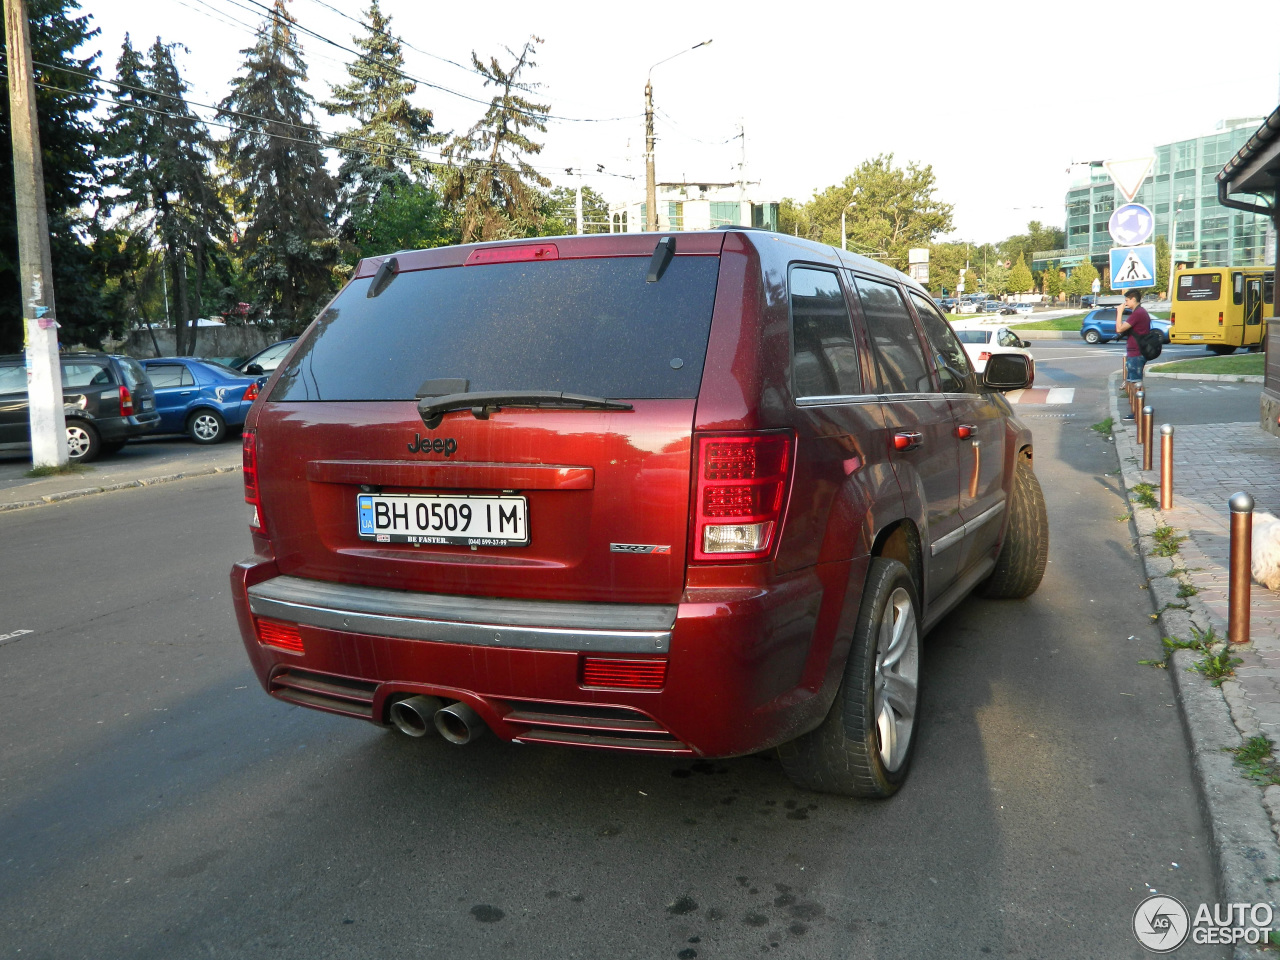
[892,431,923,451]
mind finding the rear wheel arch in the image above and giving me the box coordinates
[870,519,923,602]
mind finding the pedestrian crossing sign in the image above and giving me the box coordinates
[1109,244,1157,289]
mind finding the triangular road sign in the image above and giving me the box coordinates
[1104,156,1155,202]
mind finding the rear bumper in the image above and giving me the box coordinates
[88,412,160,441]
[231,558,853,758]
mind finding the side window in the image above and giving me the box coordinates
[146,364,186,389]
[789,266,861,397]
[853,277,934,394]
[909,292,977,393]
[61,362,111,388]
[0,364,26,393]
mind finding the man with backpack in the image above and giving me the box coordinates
[1116,288,1159,420]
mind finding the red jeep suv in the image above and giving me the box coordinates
[231,229,1045,797]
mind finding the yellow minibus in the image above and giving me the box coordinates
[1169,266,1273,353]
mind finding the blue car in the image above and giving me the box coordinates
[1080,308,1171,345]
[139,357,260,444]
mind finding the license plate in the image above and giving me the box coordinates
[1191,334,1203,340]
[357,493,529,546]
[141,398,154,410]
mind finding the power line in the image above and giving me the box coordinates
[298,0,475,77]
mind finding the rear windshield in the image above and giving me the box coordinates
[953,330,989,344]
[271,256,722,402]
[118,357,148,392]
[1177,273,1220,301]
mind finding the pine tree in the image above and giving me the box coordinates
[442,37,551,242]
[0,0,104,352]
[220,0,337,330]
[105,37,233,355]
[1008,253,1035,294]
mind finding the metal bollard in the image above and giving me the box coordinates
[1134,387,1145,423]
[1160,425,1174,509]
[1229,492,1254,645]
[1142,406,1153,469]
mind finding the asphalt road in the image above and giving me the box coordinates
[0,366,1244,959]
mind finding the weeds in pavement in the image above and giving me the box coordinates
[1228,735,1280,787]
[1091,417,1114,437]
[1131,483,1158,509]
[1176,582,1199,599]
[1150,525,1187,557]
[25,462,91,478]
[1115,513,1132,522]
[1137,658,1168,669]
[1162,626,1243,687]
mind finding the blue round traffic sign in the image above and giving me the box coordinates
[1109,203,1154,246]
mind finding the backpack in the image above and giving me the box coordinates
[1138,330,1163,360]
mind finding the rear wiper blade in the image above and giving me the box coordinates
[417,390,633,429]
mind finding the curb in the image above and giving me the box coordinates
[1108,372,1280,958]
[1145,371,1264,383]
[0,464,241,512]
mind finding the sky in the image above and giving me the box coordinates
[81,0,1280,245]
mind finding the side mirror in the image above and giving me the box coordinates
[1020,339,1032,348]
[245,363,264,376]
[982,353,1033,392]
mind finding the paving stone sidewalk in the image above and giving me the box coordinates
[1111,378,1280,957]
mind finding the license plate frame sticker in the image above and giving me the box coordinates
[357,493,529,546]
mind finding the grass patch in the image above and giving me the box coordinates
[1010,315,1085,331]
[1148,353,1264,376]
[1150,525,1187,557]
[1176,582,1199,599]
[1131,483,1157,509]
[1137,658,1167,669]
[1091,416,1114,437]
[24,462,92,478]
[1229,735,1280,786]
[1164,626,1242,687]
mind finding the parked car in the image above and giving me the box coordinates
[1013,302,1036,314]
[237,338,297,377]
[950,322,1036,379]
[0,352,159,462]
[997,304,1019,315]
[140,356,261,443]
[978,300,1006,313]
[201,354,246,369]
[1079,308,1172,345]
[231,230,1044,799]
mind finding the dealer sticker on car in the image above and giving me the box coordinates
[357,493,529,546]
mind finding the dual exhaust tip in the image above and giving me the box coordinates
[389,695,487,745]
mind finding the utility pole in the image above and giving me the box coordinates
[645,79,656,231]
[575,172,583,236]
[4,0,66,467]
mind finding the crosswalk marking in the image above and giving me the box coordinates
[1003,388,1075,405]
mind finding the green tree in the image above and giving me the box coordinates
[1065,258,1099,299]
[926,242,970,296]
[323,1,442,226]
[442,37,551,243]
[1043,261,1062,300]
[1008,253,1034,294]
[1154,234,1171,299]
[541,184,610,235]
[0,0,104,352]
[804,154,953,269]
[1000,220,1066,270]
[343,179,448,264]
[985,259,1010,296]
[105,37,233,355]
[220,0,338,330]
[776,197,815,240]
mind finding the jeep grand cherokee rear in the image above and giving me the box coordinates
[231,230,1044,797]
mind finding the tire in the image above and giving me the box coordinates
[1208,345,1236,356]
[1083,329,1101,344]
[978,454,1048,599]
[778,558,921,798]
[187,409,226,444]
[65,420,100,463]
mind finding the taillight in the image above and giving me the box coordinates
[1219,312,1224,325]
[119,384,134,416]
[693,432,793,562]
[581,657,667,690]
[255,617,303,654]
[1170,312,1176,325]
[243,430,263,532]
[979,351,992,362]
[243,381,259,402]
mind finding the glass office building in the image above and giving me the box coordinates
[1043,119,1276,276]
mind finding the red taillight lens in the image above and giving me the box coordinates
[979,351,992,361]
[465,243,559,266]
[243,381,259,402]
[1219,312,1224,325]
[582,657,667,690]
[255,617,303,653]
[243,430,263,532]
[693,432,792,562]
[119,384,133,416]
[1170,312,1176,325]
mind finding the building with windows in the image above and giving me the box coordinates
[608,181,779,233]
[1034,119,1277,279]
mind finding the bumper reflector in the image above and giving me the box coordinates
[256,618,304,654]
[582,657,667,690]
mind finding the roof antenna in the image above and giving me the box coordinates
[646,236,675,283]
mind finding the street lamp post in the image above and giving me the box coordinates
[1166,194,1193,301]
[841,190,860,251]
[645,40,712,232]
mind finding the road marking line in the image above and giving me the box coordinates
[0,629,34,647]
[1046,388,1075,404]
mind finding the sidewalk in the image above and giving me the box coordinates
[1112,375,1280,956]
[0,441,241,511]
